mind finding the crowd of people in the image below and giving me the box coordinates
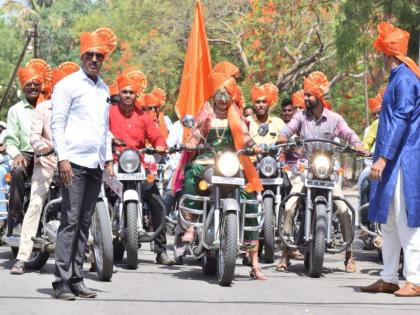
[0,20,418,300]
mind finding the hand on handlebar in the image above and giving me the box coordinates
[354,143,369,156]
[112,137,126,147]
[277,134,288,144]
[155,145,166,154]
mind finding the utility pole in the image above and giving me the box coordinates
[363,52,370,127]
[0,23,37,112]
[33,22,38,58]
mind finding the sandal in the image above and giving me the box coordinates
[373,235,383,249]
[10,260,25,275]
[181,227,195,244]
[275,258,290,272]
[345,256,357,273]
[250,266,267,280]
[290,250,304,260]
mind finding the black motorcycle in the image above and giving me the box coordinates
[279,138,359,277]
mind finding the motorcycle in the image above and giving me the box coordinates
[2,168,114,281]
[279,138,359,277]
[173,142,264,286]
[107,147,167,269]
[254,141,289,263]
[0,172,11,243]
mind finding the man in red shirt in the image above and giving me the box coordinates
[109,74,175,265]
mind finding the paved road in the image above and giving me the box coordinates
[1,238,418,315]
[1,193,419,315]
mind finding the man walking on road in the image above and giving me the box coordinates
[51,28,116,300]
[361,22,420,297]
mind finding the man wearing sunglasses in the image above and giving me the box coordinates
[50,28,116,300]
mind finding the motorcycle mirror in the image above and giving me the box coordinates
[182,115,195,129]
[257,123,269,137]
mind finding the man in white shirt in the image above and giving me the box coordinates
[50,28,116,300]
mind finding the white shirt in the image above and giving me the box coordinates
[51,69,112,169]
[166,120,184,170]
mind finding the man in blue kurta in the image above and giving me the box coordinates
[361,22,420,297]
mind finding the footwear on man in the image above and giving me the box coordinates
[360,279,400,293]
[10,260,25,275]
[70,281,97,298]
[394,282,420,297]
[52,282,76,301]
[156,252,175,265]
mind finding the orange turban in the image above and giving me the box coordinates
[251,83,279,107]
[303,71,331,108]
[57,61,80,75]
[138,88,168,138]
[126,70,147,95]
[211,63,245,108]
[212,61,240,78]
[208,72,262,192]
[109,83,119,96]
[52,69,66,86]
[17,66,43,88]
[116,74,141,95]
[80,27,117,56]
[291,90,305,109]
[373,22,420,79]
[368,91,384,113]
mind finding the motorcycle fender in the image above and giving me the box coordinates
[221,198,240,213]
[262,190,275,199]
[314,195,327,205]
[123,189,139,203]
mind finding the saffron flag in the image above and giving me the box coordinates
[175,0,212,141]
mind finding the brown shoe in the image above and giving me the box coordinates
[360,279,400,293]
[394,282,420,297]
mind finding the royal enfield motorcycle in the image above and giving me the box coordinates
[107,147,167,270]
[279,138,359,278]
[2,168,114,281]
[174,142,264,286]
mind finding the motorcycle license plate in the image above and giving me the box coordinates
[157,164,166,171]
[211,176,245,186]
[261,178,283,185]
[305,179,335,189]
[116,173,146,181]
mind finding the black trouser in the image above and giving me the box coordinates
[143,185,167,254]
[53,163,102,286]
[7,151,34,236]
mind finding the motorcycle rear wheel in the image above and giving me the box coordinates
[218,212,239,286]
[92,201,114,281]
[308,203,327,278]
[126,202,139,270]
[11,247,50,270]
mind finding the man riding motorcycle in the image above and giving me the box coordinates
[277,71,367,273]
[109,74,175,265]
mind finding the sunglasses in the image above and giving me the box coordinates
[84,52,105,61]
[144,106,158,112]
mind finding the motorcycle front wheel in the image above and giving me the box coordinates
[92,201,114,281]
[125,202,139,270]
[308,203,327,278]
[262,196,275,263]
[218,212,239,286]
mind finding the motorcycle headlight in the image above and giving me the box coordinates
[260,156,277,177]
[120,150,140,173]
[312,155,333,179]
[217,151,240,177]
